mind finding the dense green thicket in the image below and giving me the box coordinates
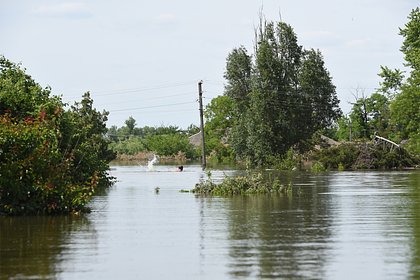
[0,56,115,215]
[313,142,416,170]
[107,118,199,159]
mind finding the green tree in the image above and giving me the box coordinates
[0,56,62,119]
[145,134,197,158]
[400,7,420,81]
[125,116,137,135]
[298,49,342,137]
[204,95,234,140]
[223,46,252,159]
[390,8,420,155]
[377,66,404,99]
[366,93,390,136]
[347,92,391,140]
[62,92,115,187]
[186,124,200,136]
[222,19,341,166]
[204,95,235,163]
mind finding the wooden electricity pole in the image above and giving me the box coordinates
[198,80,206,170]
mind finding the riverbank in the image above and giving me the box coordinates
[112,151,198,166]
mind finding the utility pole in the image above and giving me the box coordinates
[198,81,206,170]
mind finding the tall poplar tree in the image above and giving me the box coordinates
[222,18,341,166]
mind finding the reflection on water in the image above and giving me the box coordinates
[0,166,419,279]
[410,172,420,279]
[0,215,94,280]
[224,174,333,279]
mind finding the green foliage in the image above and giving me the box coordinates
[0,56,62,119]
[125,116,136,135]
[377,66,404,99]
[344,92,392,140]
[192,171,293,196]
[109,137,146,155]
[335,9,419,153]
[311,161,326,173]
[0,56,115,215]
[389,7,420,157]
[204,95,234,139]
[107,116,200,159]
[221,18,341,167]
[400,7,420,76]
[313,143,360,169]
[272,148,301,171]
[391,86,420,139]
[206,138,235,165]
[204,95,235,163]
[336,116,351,141]
[186,124,200,136]
[61,92,115,188]
[145,134,198,159]
[313,142,416,170]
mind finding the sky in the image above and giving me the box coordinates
[0,0,418,129]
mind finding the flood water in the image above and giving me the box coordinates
[1,165,420,279]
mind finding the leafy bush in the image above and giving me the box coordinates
[0,56,115,215]
[0,115,95,214]
[311,161,326,173]
[313,143,359,169]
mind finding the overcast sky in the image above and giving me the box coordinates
[1,0,417,128]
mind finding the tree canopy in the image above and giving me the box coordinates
[336,8,420,157]
[207,18,342,166]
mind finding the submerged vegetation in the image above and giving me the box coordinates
[313,141,416,170]
[1,9,419,215]
[192,171,297,196]
[0,56,115,215]
[202,9,420,169]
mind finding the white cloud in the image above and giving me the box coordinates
[33,3,92,19]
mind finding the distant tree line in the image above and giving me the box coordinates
[0,56,115,215]
[107,117,200,159]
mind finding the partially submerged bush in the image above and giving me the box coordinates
[313,143,359,169]
[192,171,295,196]
[311,161,326,173]
[313,141,417,170]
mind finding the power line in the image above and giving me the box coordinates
[109,108,196,115]
[94,91,196,107]
[65,81,197,98]
[108,101,196,113]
